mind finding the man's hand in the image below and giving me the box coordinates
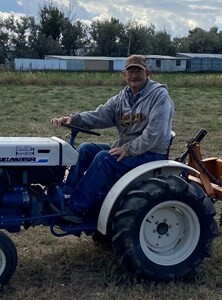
[51,116,72,127]
[109,146,129,161]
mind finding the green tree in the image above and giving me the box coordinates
[187,27,221,53]
[90,18,126,56]
[39,4,65,42]
[0,18,9,63]
[62,19,90,55]
[205,27,221,53]
[3,15,38,59]
[0,45,5,64]
[153,30,176,56]
[172,36,189,53]
[126,21,156,55]
[217,30,222,53]
[32,33,64,58]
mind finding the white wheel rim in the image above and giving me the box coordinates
[139,200,200,266]
[0,248,6,276]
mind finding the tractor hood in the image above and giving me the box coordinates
[0,136,78,166]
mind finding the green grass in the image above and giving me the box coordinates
[0,72,222,299]
[0,71,125,87]
[1,70,222,87]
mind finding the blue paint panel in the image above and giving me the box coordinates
[113,60,126,71]
[15,59,67,71]
[67,59,85,71]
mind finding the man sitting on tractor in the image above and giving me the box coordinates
[50,54,175,223]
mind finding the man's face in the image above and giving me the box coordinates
[123,66,151,92]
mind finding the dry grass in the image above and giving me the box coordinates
[3,227,222,300]
[0,72,222,299]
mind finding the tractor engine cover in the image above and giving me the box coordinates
[0,136,78,167]
[0,136,79,186]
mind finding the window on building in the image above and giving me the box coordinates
[176,60,181,66]
[156,60,161,68]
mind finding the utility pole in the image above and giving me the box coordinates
[127,33,131,56]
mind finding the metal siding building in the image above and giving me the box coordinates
[67,59,85,71]
[177,53,222,72]
[45,55,187,72]
[14,55,190,72]
[85,59,109,71]
[146,55,187,72]
[14,58,67,71]
[113,59,126,71]
[212,58,222,71]
[45,55,85,71]
[45,55,127,71]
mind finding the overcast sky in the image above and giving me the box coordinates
[1,0,222,37]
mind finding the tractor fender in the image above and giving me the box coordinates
[97,159,199,235]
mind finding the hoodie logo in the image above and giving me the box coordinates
[121,113,146,126]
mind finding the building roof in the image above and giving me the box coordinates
[45,55,187,61]
[146,55,187,60]
[178,53,222,58]
[45,55,127,61]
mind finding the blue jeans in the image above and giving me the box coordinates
[64,142,166,214]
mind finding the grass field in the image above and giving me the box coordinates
[0,71,222,299]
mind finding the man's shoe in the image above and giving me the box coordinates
[49,202,84,224]
[47,186,71,207]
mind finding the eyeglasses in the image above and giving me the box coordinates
[125,68,145,74]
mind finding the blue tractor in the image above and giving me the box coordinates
[0,126,218,284]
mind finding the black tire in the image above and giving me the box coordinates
[92,230,113,250]
[0,231,17,285]
[111,175,218,281]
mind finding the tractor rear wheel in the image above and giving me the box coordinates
[111,175,218,281]
[0,231,17,285]
[92,230,112,248]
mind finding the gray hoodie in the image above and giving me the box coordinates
[70,79,174,156]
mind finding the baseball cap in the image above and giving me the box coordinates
[125,55,147,70]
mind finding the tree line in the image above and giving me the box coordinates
[0,4,222,64]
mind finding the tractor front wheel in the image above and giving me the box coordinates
[0,231,17,285]
[112,175,218,281]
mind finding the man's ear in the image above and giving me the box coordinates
[121,70,127,78]
[146,69,152,76]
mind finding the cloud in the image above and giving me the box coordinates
[76,0,222,36]
[0,0,222,37]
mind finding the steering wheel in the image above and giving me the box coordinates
[61,123,101,136]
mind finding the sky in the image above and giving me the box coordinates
[0,0,222,37]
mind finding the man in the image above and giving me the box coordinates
[51,54,174,223]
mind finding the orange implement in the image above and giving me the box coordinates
[187,143,222,200]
